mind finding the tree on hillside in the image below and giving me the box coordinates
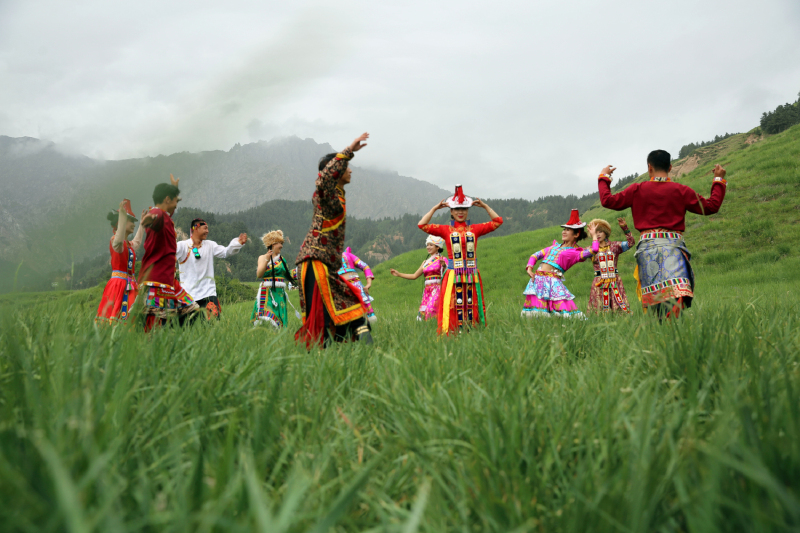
[760,91,800,134]
[678,133,739,159]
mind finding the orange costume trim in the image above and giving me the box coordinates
[308,260,367,325]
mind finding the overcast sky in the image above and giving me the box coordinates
[2,0,800,200]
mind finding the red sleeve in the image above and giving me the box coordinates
[471,216,503,237]
[599,177,637,211]
[148,208,164,231]
[684,180,727,216]
[418,223,449,238]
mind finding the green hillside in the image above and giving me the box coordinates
[371,123,800,313]
[1,125,798,532]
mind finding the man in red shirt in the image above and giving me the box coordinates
[597,149,727,318]
[139,174,199,331]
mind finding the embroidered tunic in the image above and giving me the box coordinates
[296,148,353,269]
[419,217,503,334]
[295,147,367,338]
[587,233,635,312]
[252,255,293,328]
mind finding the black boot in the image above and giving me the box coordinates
[355,324,373,344]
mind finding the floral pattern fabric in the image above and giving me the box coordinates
[634,235,694,309]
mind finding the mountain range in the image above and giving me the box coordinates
[0,135,448,276]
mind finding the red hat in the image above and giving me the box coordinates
[118,199,137,221]
[445,184,474,209]
[561,209,585,229]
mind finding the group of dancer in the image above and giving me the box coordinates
[95,133,728,345]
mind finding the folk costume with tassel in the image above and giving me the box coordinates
[294,134,373,348]
[598,160,726,318]
[252,230,297,328]
[96,200,145,324]
[419,185,503,334]
[522,210,598,318]
[587,218,635,313]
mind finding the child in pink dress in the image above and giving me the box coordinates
[522,210,599,318]
[390,235,447,320]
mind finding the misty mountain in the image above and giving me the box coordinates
[0,135,448,277]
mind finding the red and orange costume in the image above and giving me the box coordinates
[96,200,142,324]
[419,185,503,334]
[294,148,369,347]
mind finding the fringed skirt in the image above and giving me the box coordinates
[252,281,288,328]
[521,271,584,318]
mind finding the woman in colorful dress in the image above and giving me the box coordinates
[252,230,296,328]
[389,235,447,321]
[418,185,503,334]
[587,217,635,314]
[95,199,146,324]
[337,247,377,323]
[521,209,599,319]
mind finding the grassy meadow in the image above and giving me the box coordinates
[1,125,799,532]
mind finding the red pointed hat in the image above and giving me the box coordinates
[445,184,474,209]
[561,208,585,229]
[118,199,137,220]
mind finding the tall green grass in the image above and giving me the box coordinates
[1,124,798,532]
[1,280,799,531]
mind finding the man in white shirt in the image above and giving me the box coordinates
[176,218,248,319]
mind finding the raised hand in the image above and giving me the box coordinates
[472,198,485,209]
[141,209,157,227]
[390,268,400,277]
[349,133,369,152]
[170,173,180,187]
[118,200,126,212]
[140,208,149,220]
[238,233,248,245]
[601,165,616,177]
[587,222,597,239]
[617,217,628,228]
[713,164,727,179]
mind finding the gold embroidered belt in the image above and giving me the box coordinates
[535,270,563,279]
